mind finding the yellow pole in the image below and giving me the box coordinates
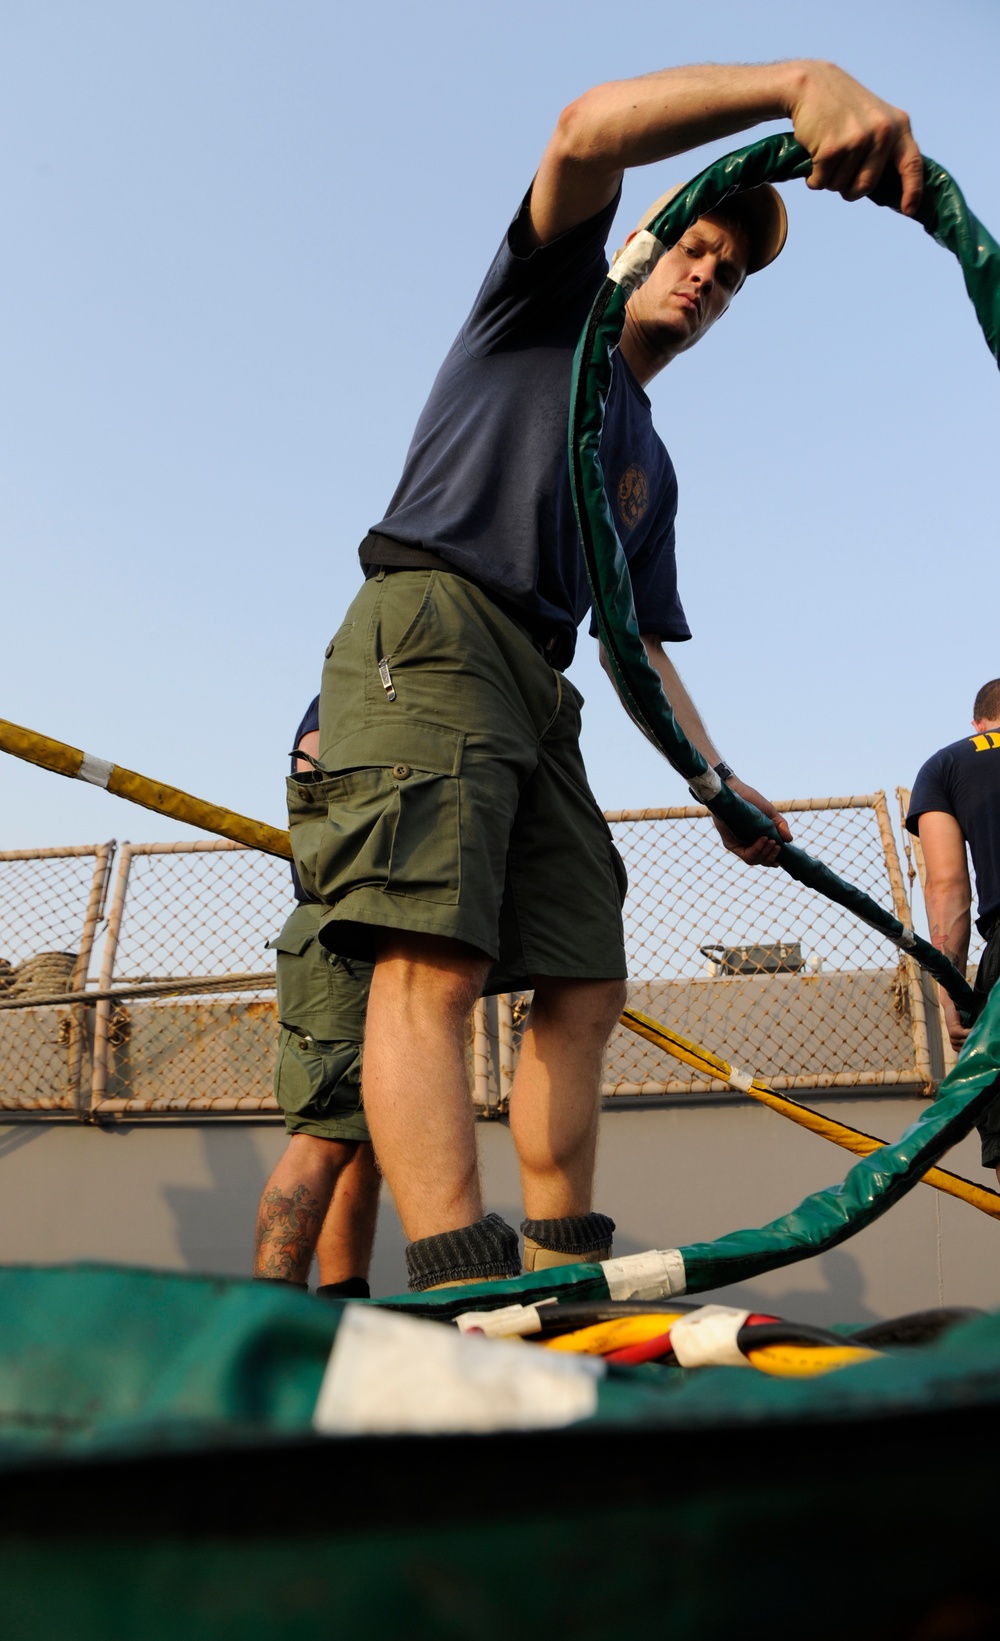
[621,1006,1000,1222]
[5,712,997,1224]
[0,717,292,860]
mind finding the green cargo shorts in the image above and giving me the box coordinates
[288,568,628,994]
[269,903,373,1143]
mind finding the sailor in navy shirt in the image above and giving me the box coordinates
[907,677,1000,1170]
[363,188,687,669]
[298,60,922,1287]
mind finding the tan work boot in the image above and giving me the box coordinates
[522,1237,611,1272]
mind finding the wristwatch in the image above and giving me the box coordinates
[713,760,735,783]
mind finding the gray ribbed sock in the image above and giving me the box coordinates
[520,1213,616,1255]
[405,1212,520,1291]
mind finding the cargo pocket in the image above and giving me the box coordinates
[270,906,331,1037]
[290,722,465,908]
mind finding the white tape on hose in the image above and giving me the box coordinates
[454,1299,556,1339]
[896,928,917,951]
[607,229,666,294]
[687,768,723,802]
[727,1065,755,1093]
[670,1305,751,1369]
[601,1247,686,1301]
[77,753,113,789]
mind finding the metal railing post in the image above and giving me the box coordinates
[472,998,493,1111]
[869,793,934,1092]
[66,841,115,1114]
[497,992,515,1108]
[89,844,133,1115]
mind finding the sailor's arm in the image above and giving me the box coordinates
[918,809,974,1049]
[528,59,921,246]
[600,637,792,866]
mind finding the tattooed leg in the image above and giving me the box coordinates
[253,1133,356,1283]
[254,1183,326,1282]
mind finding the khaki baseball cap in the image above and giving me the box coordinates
[628,181,788,275]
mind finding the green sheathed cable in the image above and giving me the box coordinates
[377,983,1000,1316]
[568,132,996,1022]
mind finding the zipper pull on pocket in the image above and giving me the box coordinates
[378,656,396,702]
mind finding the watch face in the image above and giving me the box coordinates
[714,761,734,782]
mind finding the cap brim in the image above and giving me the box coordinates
[636,181,788,275]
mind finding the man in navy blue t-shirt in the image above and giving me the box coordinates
[293,61,924,1290]
[907,678,1000,1174]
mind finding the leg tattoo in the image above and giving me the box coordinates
[254,1184,325,1282]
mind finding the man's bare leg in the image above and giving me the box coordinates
[508,976,626,1266]
[361,933,491,1242]
[315,1143,381,1286]
[254,1133,357,1284]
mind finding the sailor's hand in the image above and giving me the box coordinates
[943,995,973,1054]
[786,60,923,217]
[712,781,792,868]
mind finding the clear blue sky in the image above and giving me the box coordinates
[1,0,997,853]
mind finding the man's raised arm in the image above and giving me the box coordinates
[528,59,922,247]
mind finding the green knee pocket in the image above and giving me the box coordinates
[273,1027,368,1138]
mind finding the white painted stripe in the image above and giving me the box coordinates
[670,1305,751,1368]
[607,229,666,294]
[77,753,113,789]
[602,1247,686,1301]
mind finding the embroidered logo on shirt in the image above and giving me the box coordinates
[617,465,649,532]
[970,732,1000,751]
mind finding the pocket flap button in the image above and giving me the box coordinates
[393,763,412,780]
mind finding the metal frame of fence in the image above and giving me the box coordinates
[0,793,954,1119]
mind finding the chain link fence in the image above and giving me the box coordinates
[0,793,952,1119]
[472,794,941,1111]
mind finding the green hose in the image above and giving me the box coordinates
[379,980,1000,1317]
[568,132,998,1022]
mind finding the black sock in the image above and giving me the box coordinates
[405,1212,520,1291]
[316,1278,371,1301]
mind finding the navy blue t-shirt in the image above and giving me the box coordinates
[290,696,320,905]
[369,188,689,668]
[906,730,1000,935]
